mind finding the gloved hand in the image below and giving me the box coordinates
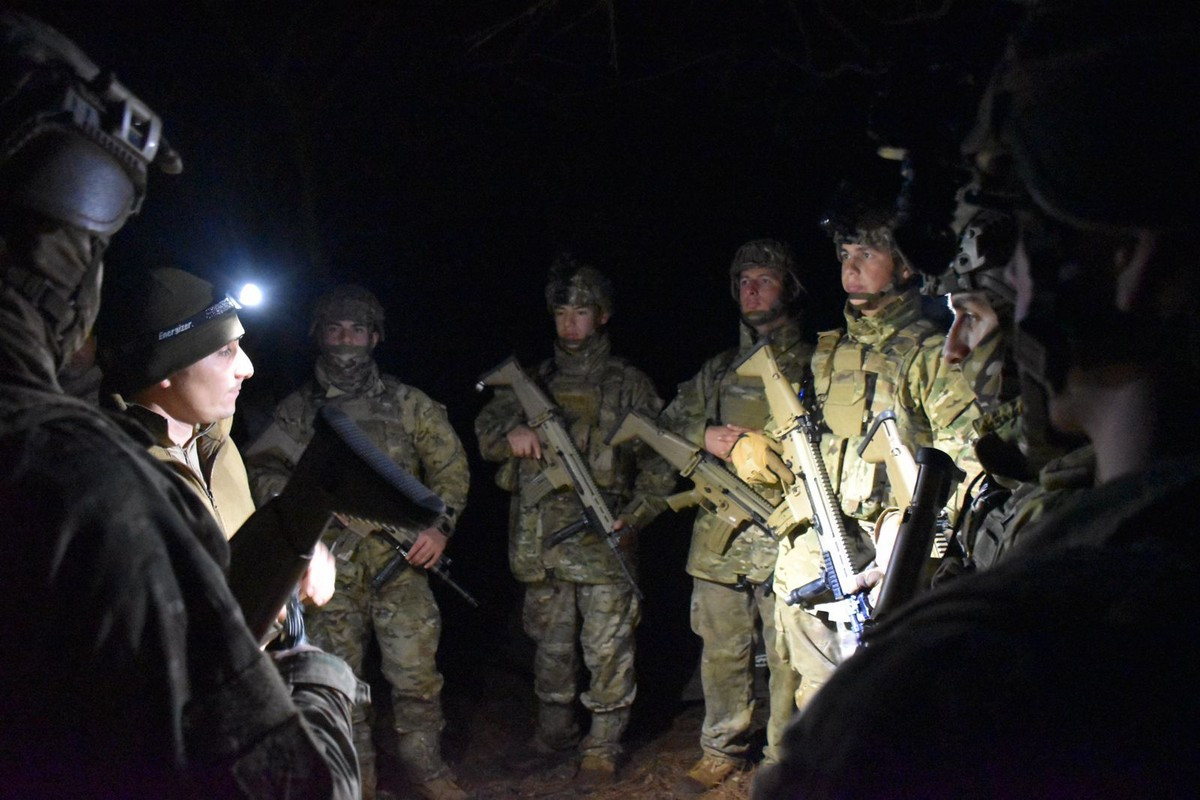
[730,432,794,487]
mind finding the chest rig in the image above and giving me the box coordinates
[810,314,938,516]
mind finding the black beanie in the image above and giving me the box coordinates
[98,267,244,396]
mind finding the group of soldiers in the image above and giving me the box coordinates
[1,2,1197,799]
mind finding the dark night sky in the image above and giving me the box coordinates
[16,1,1017,402]
[11,1,1020,668]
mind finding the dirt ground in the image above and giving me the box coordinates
[371,510,769,799]
[369,603,771,800]
[441,670,761,800]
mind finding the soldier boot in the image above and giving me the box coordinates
[675,753,744,795]
[579,708,628,761]
[397,729,455,785]
[534,701,580,752]
[573,753,618,788]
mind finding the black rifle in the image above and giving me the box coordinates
[333,514,480,607]
[871,446,965,620]
[229,405,449,641]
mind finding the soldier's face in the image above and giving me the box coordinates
[945,292,1000,365]
[840,243,906,307]
[554,304,608,349]
[163,337,254,425]
[738,267,784,313]
[321,319,377,349]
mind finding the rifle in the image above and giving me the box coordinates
[871,447,964,620]
[734,341,871,634]
[605,409,776,551]
[859,409,956,559]
[858,410,918,508]
[335,513,480,607]
[229,405,448,641]
[476,356,642,600]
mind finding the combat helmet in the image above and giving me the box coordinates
[0,11,180,235]
[0,11,180,367]
[310,284,386,342]
[544,252,613,317]
[728,238,806,303]
[924,208,1016,314]
[966,0,1200,390]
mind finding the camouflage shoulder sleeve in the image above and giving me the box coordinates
[905,335,985,503]
[618,365,677,525]
[474,385,523,463]
[403,385,470,529]
[244,387,317,506]
[658,348,733,445]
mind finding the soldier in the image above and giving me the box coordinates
[95,266,334,597]
[656,239,811,793]
[246,285,470,800]
[474,256,671,786]
[754,2,1200,796]
[930,208,1090,574]
[0,11,360,797]
[733,201,981,713]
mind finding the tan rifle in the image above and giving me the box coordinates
[476,356,642,599]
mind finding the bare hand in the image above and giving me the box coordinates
[299,542,336,606]
[507,425,542,460]
[612,517,637,552]
[406,526,448,569]
[704,423,752,460]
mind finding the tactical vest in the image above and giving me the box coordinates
[810,314,941,518]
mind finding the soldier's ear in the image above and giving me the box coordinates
[1114,229,1159,314]
[598,310,611,326]
[370,331,380,348]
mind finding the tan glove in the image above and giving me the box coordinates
[730,432,795,487]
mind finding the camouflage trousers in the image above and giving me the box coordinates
[690,577,798,764]
[772,529,859,713]
[522,577,640,760]
[307,551,448,785]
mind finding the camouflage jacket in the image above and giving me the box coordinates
[245,364,469,576]
[658,317,813,585]
[475,333,673,584]
[810,291,982,522]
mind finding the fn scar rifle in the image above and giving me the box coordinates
[605,409,776,551]
[734,341,872,634]
[476,356,642,600]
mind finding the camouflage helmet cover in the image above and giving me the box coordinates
[728,238,806,302]
[544,252,613,316]
[310,284,386,341]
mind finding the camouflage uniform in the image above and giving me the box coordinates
[475,331,672,762]
[246,360,470,789]
[657,317,811,765]
[773,290,981,706]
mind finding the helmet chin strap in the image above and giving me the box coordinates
[846,283,906,312]
[740,301,788,330]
